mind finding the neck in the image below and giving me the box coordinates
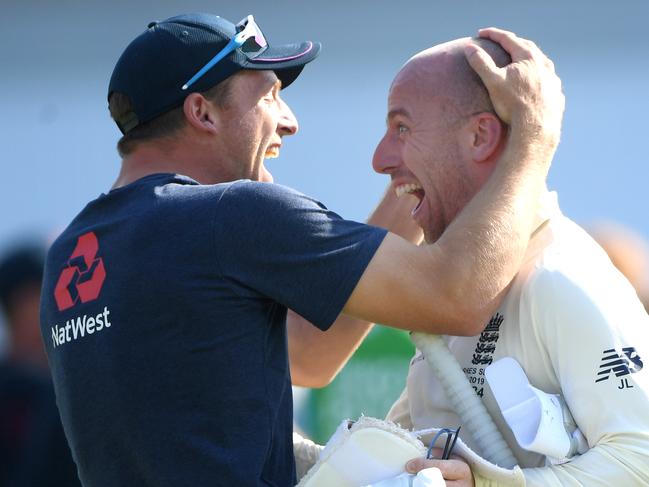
[113,152,179,189]
[112,141,226,189]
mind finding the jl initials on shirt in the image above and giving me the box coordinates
[618,378,634,389]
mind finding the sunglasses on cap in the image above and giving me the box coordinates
[182,15,268,91]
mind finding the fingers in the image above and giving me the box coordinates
[477,28,528,58]
[477,27,519,44]
[464,43,502,88]
[477,27,537,62]
[544,55,556,72]
[405,457,429,473]
[477,26,559,84]
[469,26,564,135]
[406,458,471,481]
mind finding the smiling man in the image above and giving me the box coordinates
[39,13,564,487]
[371,36,649,486]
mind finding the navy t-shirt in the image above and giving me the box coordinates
[40,174,386,487]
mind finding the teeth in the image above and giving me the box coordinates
[395,183,423,198]
[265,147,280,159]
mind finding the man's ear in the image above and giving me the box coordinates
[468,112,505,163]
[182,93,220,134]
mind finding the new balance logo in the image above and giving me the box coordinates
[595,347,643,384]
[54,232,106,311]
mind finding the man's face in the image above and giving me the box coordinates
[216,70,298,183]
[372,59,476,243]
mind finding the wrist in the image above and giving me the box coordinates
[509,109,561,151]
[504,120,558,171]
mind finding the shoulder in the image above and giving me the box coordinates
[521,215,648,333]
[150,179,326,223]
[219,180,327,210]
[214,181,343,231]
[526,215,630,297]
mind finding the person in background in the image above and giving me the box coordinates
[0,244,49,370]
[589,221,649,312]
[0,243,80,486]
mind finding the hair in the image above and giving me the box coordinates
[109,77,235,157]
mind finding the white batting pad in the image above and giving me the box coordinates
[297,417,427,487]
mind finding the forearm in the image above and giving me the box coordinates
[523,442,649,486]
[288,310,373,387]
[471,444,649,486]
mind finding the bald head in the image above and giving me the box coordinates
[396,37,511,120]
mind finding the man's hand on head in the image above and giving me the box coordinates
[465,28,565,150]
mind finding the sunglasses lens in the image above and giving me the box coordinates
[237,16,268,55]
[241,35,265,53]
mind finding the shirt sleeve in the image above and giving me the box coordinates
[212,181,387,331]
[520,262,649,486]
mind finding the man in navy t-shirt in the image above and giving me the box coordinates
[39,13,564,487]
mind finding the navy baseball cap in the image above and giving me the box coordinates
[108,13,321,134]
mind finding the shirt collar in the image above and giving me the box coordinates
[526,191,561,263]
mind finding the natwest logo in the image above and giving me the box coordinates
[54,232,106,311]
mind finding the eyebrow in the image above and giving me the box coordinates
[386,107,412,124]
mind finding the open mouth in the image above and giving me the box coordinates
[395,182,425,215]
[265,146,280,159]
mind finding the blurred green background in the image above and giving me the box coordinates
[295,326,414,444]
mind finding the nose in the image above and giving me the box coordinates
[372,133,401,175]
[277,96,298,136]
